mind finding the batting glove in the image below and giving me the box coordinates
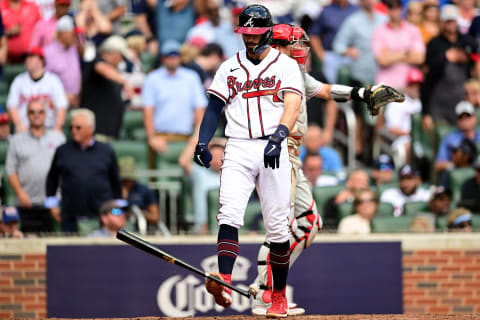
[264,124,289,169]
[194,143,212,168]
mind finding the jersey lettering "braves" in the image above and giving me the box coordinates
[207,48,303,139]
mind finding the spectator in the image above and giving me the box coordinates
[337,188,377,234]
[1,0,42,62]
[435,101,480,174]
[299,125,343,173]
[371,153,395,187]
[80,35,133,141]
[418,0,440,45]
[119,156,160,227]
[457,0,477,35]
[464,78,480,108]
[0,206,23,238]
[75,0,112,56]
[423,185,452,219]
[334,169,370,205]
[408,215,435,232]
[0,113,11,140]
[88,199,127,237]
[30,0,70,49]
[380,164,431,216]
[450,138,477,168]
[131,0,156,40]
[156,0,195,46]
[44,15,81,107]
[7,47,67,133]
[303,153,339,187]
[383,67,423,163]
[309,0,358,83]
[124,30,147,108]
[447,207,473,232]
[46,109,122,232]
[459,155,480,212]
[141,40,207,167]
[96,0,126,35]
[372,0,425,90]
[6,99,65,233]
[185,43,224,89]
[178,137,225,234]
[406,0,423,25]
[421,4,479,129]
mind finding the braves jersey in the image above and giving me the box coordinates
[288,71,323,168]
[207,48,303,139]
[7,71,68,129]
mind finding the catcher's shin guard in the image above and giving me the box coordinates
[289,204,322,265]
[251,242,273,310]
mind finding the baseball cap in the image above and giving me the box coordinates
[407,68,424,84]
[372,154,394,171]
[161,40,181,56]
[440,4,458,22]
[27,46,44,59]
[57,15,74,32]
[430,185,451,200]
[99,199,128,216]
[119,156,137,180]
[2,206,19,223]
[398,164,420,179]
[0,113,9,125]
[455,101,475,117]
[100,35,129,58]
[55,0,71,4]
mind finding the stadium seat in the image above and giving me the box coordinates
[376,202,394,217]
[109,139,149,170]
[371,215,415,233]
[436,216,447,231]
[449,167,475,205]
[4,64,25,86]
[337,202,354,220]
[156,141,188,169]
[76,217,100,236]
[473,215,480,231]
[375,182,397,198]
[410,112,435,169]
[403,201,429,216]
[121,110,145,140]
[312,185,344,218]
[0,140,8,166]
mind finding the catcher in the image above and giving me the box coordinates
[249,24,404,316]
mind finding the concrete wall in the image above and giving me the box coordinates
[1,233,479,317]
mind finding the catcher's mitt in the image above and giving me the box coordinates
[364,84,405,116]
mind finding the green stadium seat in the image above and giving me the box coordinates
[403,201,429,216]
[312,185,344,217]
[436,216,447,231]
[376,202,394,217]
[376,182,397,197]
[337,202,353,220]
[449,168,475,205]
[109,139,149,170]
[473,215,480,232]
[0,140,8,166]
[4,64,25,86]
[371,215,415,233]
[410,112,435,166]
[156,141,188,169]
[76,217,100,236]
[121,110,145,140]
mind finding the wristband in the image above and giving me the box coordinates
[269,124,289,144]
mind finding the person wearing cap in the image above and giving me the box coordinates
[372,0,425,90]
[421,4,480,130]
[80,35,133,141]
[7,46,68,133]
[423,185,452,219]
[459,154,480,212]
[44,15,81,107]
[0,113,11,141]
[30,0,71,49]
[447,207,473,232]
[0,0,42,62]
[435,100,480,174]
[6,99,65,232]
[88,200,127,237]
[0,206,23,238]
[380,164,431,216]
[141,39,207,166]
[371,153,395,186]
[383,68,423,164]
[119,156,159,228]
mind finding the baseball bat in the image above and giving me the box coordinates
[116,228,253,298]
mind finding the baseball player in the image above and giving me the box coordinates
[193,4,303,318]
[249,24,405,316]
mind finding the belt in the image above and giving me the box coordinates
[258,135,271,140]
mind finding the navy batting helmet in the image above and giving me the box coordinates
[235,4,273,54]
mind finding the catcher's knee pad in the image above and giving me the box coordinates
[292,208,322,249]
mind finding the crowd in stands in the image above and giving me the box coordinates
[0,0,479,237]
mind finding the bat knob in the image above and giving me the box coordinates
[248,285,258,298]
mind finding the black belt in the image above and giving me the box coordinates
[258,135,271,140]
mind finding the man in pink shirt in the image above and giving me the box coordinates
[30,0,70,48]
[1,0,42,62]
[372,0,425,89]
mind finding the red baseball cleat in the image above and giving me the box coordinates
[266,289,288,318]
[205,272,232,308]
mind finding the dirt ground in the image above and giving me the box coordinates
[45,315,480,320]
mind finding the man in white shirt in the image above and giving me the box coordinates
[380,164,431,216]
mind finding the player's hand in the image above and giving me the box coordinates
[264,139,281,169]
[194,143,212,168]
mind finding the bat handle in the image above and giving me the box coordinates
[205,273,252,298]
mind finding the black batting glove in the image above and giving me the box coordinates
[194,143,212,168]
[264,124,289,169]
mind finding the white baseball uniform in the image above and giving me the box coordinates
[207,48,303,243]
[7,71,68,129]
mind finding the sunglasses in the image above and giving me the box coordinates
[111,208,125,216]
[70,125,83,131]
[356,198,377,204]
[28,110,45,115]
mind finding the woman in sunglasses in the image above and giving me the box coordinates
[338,188,378,234]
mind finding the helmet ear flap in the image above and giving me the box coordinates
[253,26,273,54]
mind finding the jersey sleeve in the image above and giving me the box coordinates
[304,73,323,99]
[276,58,303,101]
[207,62,229,104]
